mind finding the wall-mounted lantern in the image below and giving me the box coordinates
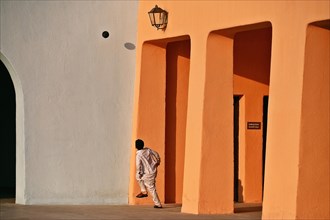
[148,5,168,30]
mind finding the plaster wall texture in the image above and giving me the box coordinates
[132,0,329,218]
[0,0,138,204]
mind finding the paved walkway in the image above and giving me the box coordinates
[1,199,262,220]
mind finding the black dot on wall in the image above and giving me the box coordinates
[102,31,109,38]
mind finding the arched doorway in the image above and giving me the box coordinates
[0,60,16,199]
[197,21,272,213]
[129,36,191,206]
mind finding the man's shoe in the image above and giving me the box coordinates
[136,192,148,198]
[154,205,162,208]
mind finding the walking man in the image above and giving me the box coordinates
[135,139,162,208]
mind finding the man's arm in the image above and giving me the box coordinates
[136,154,143,180]
[152,150,161,166]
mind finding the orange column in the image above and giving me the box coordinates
[181,37,207,214]
[262,22,307,219]
[199,33,234,214]
[296,24,329,219]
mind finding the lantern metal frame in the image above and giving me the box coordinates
[148,5,168,30]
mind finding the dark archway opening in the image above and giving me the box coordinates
[262,95,269,198]
[233,95,241,202]
[0,60,16,199]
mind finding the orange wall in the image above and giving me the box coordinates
[132,1,330,218]
[296,24,329,219]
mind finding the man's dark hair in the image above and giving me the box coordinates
[135,139,144,150]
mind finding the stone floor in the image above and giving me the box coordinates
[1,199,262,220]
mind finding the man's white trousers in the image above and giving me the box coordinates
[137,173,161,206]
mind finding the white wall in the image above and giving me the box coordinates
[0,0,138,204]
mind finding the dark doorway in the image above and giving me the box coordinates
[0,60,16,199]
[233,95,241,202]
[262,95,269,197]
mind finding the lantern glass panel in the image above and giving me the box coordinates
[148,12,155,26]
[155,12,162,26]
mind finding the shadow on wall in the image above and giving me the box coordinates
[0,60,16,198]
[124,42,136,50]
[165,40,190,204]
[238,179,244,202]
[234,27,272,85]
